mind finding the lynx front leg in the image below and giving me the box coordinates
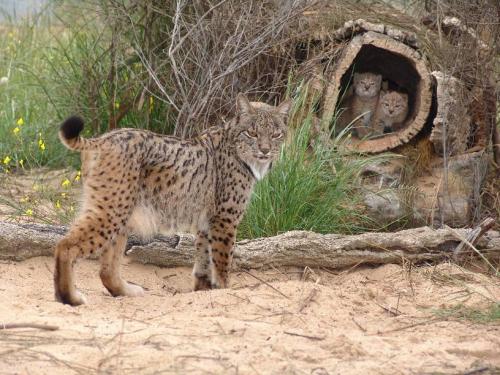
[193,230,212,291]
[209,219,236,289]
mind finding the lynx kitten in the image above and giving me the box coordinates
[54,94,291,306]
[372,90,409,135]
[338,72,382,138]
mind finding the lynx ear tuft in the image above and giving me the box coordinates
[236,93,255,115]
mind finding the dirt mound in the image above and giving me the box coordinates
[1,258,499,374]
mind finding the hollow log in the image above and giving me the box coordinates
[1,222,498,269]
[320,29,433,153]
[298,14,497,227]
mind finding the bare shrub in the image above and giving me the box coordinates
[93,0,312,137]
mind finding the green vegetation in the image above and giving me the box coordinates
[433,303,500,324]
[0,6,173,172]
[238,91,384,238]
[0,4,384,237]
[0,16,68,170]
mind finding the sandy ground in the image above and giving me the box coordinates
[0,257,499,375]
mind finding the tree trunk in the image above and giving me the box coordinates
[1,221,498,269]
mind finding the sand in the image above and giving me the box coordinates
[0,257,499,375]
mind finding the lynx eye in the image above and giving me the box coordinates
[243,129,257,138]
[272,132,283,139]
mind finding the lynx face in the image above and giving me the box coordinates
[233,96,290,180]
[379,91,409,119]
[353,72,382,98]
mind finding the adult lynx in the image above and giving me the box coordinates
[54,94,291,306]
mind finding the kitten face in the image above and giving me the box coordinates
[353,72,382,98]
[233,94,290,179]
[380,91,409,118]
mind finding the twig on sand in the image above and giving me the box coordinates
[298,288,318,313]
[240,270,289,299]
[376,316,442,334]
[352,317,367,332]
[283,331,325,341]
[176,354,227,361]
[374,302,401,317]
[1,323,59,331]
[460,366,491,375]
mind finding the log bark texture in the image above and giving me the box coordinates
[430,71,471,156]
[1,221,498,269]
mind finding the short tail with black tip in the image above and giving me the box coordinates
[59,116,101,151]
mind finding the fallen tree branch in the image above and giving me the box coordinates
[453,218,496,259]
[0,222,499,269]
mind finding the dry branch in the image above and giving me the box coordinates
[0,222,499,269]
[453,218,496,259]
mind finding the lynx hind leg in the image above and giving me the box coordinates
[100,233,144,297]
[54,214,110,306]
[209,219,236,289]
[193,230,212,291]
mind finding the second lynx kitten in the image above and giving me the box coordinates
[372,90,409,135]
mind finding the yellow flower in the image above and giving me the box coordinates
[115,101,120,109]
[61,178,71,188]
[16,117,24,126]
[38,138,46,151]
[13,126,20,135]
[3,156,11,165]
[19,159,24,168]
[25,209,33,216]
[61,192,67,198]
[69,205,75,212]
[55,200,61,209]
[19,196,29,203]
[74,170,81,182]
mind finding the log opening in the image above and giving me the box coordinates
[321,31,433,153]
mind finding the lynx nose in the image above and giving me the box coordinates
[260,147,270,155]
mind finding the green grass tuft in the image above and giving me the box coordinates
[433,303,500,324]
[238,97,384,239]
